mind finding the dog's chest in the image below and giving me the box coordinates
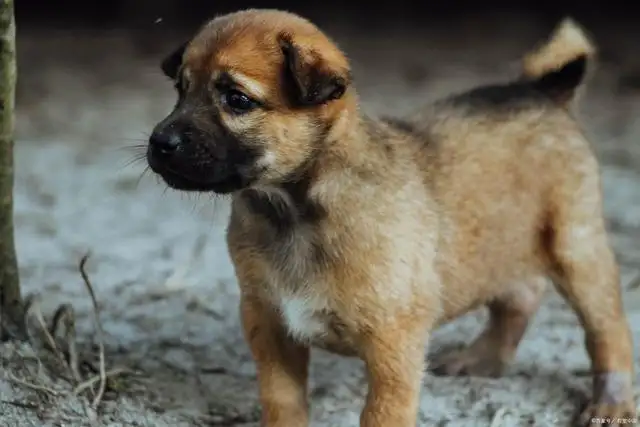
[271,290,356,354]
[263,256,335,343]
[277,294,331,342]
[234,188,356,353]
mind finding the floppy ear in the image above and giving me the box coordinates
[161,42,188,80]
[278,34,350,106]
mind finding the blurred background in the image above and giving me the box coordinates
[14,0,640,29]
[12,0,640,156]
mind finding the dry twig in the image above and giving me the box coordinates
[78,253,107,409]
[6,373,61,397]
[489,406,511,427]
[50,304,83,384]
[23,295,66,366]
[73,367,130,396]
[0,399,39,410]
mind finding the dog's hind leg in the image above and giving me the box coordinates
[430,277,547,377]
[546,157,635,426]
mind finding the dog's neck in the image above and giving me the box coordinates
[239,154,326,233]
[239,100,394,232]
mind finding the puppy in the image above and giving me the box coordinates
[146,9,636,427]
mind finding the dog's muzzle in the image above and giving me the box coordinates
[146,121,261,194]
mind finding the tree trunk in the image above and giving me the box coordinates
[0,0,23,341]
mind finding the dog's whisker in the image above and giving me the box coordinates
[125,152,147,164]
[134,166,151,189]
[120,137,148,143]
[115,145,148,155]
[116,153,148,172]
[117,143,147,150]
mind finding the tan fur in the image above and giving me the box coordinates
[150,10,636,427]
[522,18,596,108]
[522,18,595,80]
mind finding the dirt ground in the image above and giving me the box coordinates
[2,13,640,427]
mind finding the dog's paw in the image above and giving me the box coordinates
[577,401,637,426]
[578,372,637,426]
[429,346,506,378]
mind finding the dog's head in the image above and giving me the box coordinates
[146,9,353,194]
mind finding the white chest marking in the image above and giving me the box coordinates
[279,296,329,342]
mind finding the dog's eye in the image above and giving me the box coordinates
[223,90,257,114]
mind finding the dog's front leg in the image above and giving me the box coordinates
[240,295,310,427]
[360,318,429,427]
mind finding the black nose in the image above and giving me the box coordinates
[149,130,182,155]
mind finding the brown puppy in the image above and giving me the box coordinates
[146,10,636,427]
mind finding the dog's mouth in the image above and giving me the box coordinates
[146,150,249,194]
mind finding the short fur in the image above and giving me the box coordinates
[146,11,635,427]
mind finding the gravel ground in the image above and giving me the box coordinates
[1,14,640,426]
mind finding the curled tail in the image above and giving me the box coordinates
[522,18,596,108]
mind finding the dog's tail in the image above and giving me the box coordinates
[521,18,595,108]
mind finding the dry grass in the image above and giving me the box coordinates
[1,249,260,426]
[1,255,138,425]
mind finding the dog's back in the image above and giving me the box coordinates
[393,20,601,319]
